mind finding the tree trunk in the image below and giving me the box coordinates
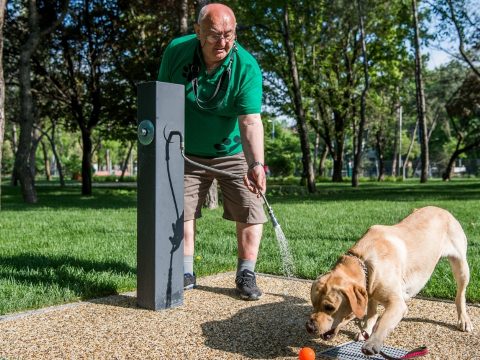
[0,0,5,209]
[30,128,43,179]
[352,0,369,187]
[36,123,65,186]
[41,140,51,181]
[49,126,65,186]
[10,123,18,186]
[282,5,315,193]
[52,145,65,187]
[178,0,189,35]
[313,131,320,175]
[13,0,67,202]
[391,148,398,177]
[412,0,429,183]
[120,141,134,180]
[402,121,418,178]
[332,111,345,182]
[332,155,344,182]
[10,124,18,185]
[442,138,462,181]
[204,179,218,209]
[106,149,111,174]
[442,138,480,180]
[391,109,399,177]
[81,128,93,195]
[375,125,386,182]
[318,146,328,177]
[14,0,43,203]
[14,126,37,203]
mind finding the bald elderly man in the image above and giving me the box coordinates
[158,3,266,300]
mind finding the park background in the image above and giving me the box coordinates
[0,0,479,315]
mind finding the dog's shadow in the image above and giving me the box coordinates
[403,317,458,331]
[197,285,329,359]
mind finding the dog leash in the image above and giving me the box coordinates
[356,326,429,359]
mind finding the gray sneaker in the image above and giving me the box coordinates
[235,269,262,300]
[184,273,196,290]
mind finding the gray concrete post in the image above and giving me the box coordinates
[137,81,185,310]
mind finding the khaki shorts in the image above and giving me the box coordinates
[184,152,267,224]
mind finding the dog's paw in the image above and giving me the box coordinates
[362,339,383,356]
[458,315,473,332]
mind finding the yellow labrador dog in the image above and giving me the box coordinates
[306,206,473,356]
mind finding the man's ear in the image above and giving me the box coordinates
[342,284,368,318]
[194,24,201,38]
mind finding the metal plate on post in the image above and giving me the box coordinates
[138,120,155,146]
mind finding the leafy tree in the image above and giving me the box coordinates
[263,117,299,177]
[234,0,317,191]
[443,72,480,179]
[8,0,68,203]
[412,0,429,182]
[430,0,479,78]
[352,0,369,187]
[28,0,181,196]
[423,60,467,175]
[236,0,420,185]
[0,0,5,209]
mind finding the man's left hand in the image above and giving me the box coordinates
[243,164,266,196]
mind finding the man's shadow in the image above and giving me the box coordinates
[198,286,329,359]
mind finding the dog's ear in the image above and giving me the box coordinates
[310,273,329,306]
[342,284,368,318]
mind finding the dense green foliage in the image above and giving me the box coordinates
[1,179,479,315]
[2,1,480,199]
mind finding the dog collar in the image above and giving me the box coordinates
[345,252,369,290]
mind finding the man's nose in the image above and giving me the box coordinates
[216,36,227,44]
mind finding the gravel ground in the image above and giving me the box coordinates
[0,272,478,360]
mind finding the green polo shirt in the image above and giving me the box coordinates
[158,34,262,157]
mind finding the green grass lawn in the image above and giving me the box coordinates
[1,179,479,315]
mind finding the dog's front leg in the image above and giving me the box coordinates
[356,299,379,341]
[362,298,407,356]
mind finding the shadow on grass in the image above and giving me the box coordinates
[0,253,135,300]
[267,181,480,204]
[3,181,480,211]
[1,185,136,211]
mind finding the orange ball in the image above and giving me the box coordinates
[298,347,315,360]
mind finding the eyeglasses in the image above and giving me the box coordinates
[204,32,236,44]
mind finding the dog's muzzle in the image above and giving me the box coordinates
[306,319,337,340]
[305,319,317,334]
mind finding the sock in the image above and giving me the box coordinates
[236,258,256,276]
[184,255,194,275]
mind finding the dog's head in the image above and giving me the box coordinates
[306,272,367,340]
